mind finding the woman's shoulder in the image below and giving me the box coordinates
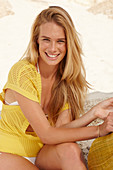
[9,59,36,76]
[11,59,33,70]
[4,59,41,103]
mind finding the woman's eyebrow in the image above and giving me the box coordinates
[57,38,66,40]
[41,36,50,39]
[41,36,66,40]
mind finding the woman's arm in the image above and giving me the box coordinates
[55,108,96,128]
[13,91,113,145]
[60,97,113,128]
[59,108,96,128]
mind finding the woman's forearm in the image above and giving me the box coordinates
[42,125,98,145]
[62,108,97,128]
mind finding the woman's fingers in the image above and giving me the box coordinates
[99,112,113,137]
[93,98,113,120]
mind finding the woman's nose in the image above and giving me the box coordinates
[49,41,57,53]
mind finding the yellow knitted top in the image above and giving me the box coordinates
[0,60,69,157]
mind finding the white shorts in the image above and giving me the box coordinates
[23,156,36,164]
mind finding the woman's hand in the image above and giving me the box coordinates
[99,112,113,137]
[92,98,113,120]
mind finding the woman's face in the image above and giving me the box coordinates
[38,22,66,67]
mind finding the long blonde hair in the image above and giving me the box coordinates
[23,6,88,125]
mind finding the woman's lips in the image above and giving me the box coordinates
[45,52,59,59]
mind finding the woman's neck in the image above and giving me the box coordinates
[38,60,58,80]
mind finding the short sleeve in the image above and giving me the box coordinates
[0,92,4,103]
[3,60,41,103]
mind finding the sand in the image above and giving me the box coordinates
[0,0,14,18]
[0,0,113,94]
[0,0,113,165]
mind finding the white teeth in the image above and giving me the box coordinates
[47,54,58,58]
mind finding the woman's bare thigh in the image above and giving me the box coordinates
[0,152,39,170]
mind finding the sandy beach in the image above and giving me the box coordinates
[0,0,113,94]
[0,0,113,105]
[0,0,113,164]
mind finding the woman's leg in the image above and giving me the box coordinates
[35,142,87,170]
[0,152,39,170]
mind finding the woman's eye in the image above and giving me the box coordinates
[43,39,50,42]
[57,40,65,43]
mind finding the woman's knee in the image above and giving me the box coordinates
[56,142,83,161]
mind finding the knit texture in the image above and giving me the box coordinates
[0,60,69,157]
[88,133,113,170]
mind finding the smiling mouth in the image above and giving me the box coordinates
[45,52,59,59]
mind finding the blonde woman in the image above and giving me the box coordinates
[0,6,113,170]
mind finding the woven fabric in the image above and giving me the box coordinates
[0,60,69,157]
[88,133,113,170]
[3,60,41,103]
[0,60,43,157]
